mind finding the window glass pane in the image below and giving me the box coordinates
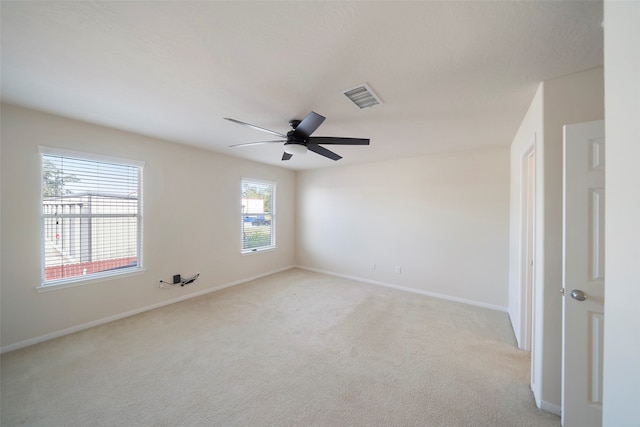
[241,179,275,251]
[42,152,141,284]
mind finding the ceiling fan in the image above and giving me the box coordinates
[225,111,369,161]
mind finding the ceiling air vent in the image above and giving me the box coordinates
[342,83,382,109]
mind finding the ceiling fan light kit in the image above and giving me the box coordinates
[225,111,370,161]
[283,143,308,155]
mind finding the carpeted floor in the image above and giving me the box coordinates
[1,268,560,426]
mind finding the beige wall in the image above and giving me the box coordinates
[603,1,640,425]
[0,104,296,349]
[509,67,604,413]
[296,147,510,310]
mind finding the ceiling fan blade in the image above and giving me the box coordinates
[307,143,342,161]
[282,152,293,161]
[308,137,370,145]
[293,111,325,139]
[224,118,287,138]
[229,140,285,148]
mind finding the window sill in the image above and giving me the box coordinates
[241,246,276,256]
[36,268,146,292]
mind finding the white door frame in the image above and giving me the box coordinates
[520,141,536,352]
[518,135,542,408]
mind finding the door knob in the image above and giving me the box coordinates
[570,289,586,301]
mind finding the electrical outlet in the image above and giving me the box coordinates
[372,263,376,270]
[159,279,164,289]
[395,266,402,274]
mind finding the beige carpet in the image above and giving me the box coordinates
[1,268,559,426]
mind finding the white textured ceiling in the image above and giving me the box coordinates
[1,1,603,170]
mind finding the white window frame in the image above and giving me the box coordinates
[38,146,145,290]
[241,178,276,254]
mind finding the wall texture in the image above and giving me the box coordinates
[0,104,296,350]
[296,147,510,310]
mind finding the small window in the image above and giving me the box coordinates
[40,147,144,287]
[241,178,275,253]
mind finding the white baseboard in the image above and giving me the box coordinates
[2,265,508,353]
[296,265,508,313]
[0,265,295,354]
[540,400,562,416]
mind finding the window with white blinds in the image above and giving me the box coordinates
[40,147,144,286]
[241,179,275,253]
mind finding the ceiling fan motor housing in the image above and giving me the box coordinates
[286,130,306,144]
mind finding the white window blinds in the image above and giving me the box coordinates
[40,148,143,285]
[241,179,275,252]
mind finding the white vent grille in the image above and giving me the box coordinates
[342,83,382,109]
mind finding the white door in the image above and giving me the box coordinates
[562,120,605,427]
